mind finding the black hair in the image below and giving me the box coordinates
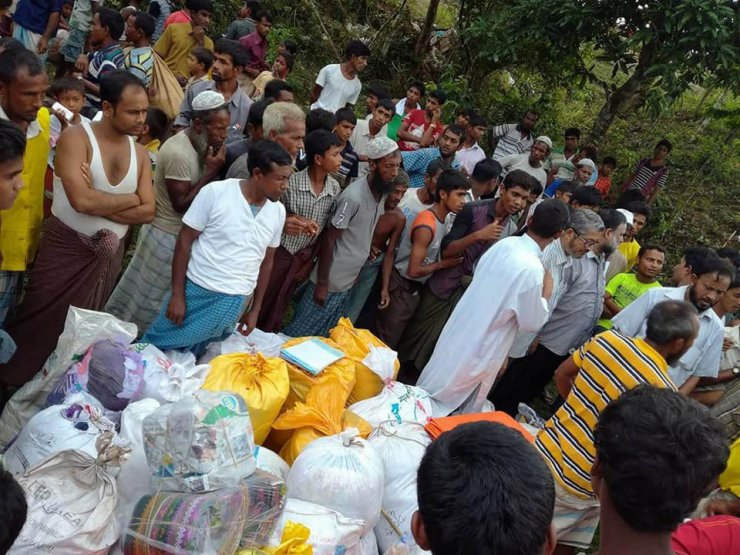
[716,247,740,269]
[376,98,394,113]
[51,76,85,97]
[435,169,470,201]
[580,145,598,160]
[0,47,44,83]
[468,113,487,128]
[0,120,26,165]
[0,37,24,54]
[335,107,357,126]
[98,8,125,42]
[525,109,539,117]
[306,108,337,133]
[263,79,293,101]
[457,107,476,119]
[0,0,13,8]
[245,1,262,15]
[305,129,340,166]
[695,254,736,281]
[602,155,617,168]
[502,169,535,192]
[254,9,272,23]
[530,182,544,197]
[0,469,27,553]
[247,138,292,176]
[133,11,155,39]
[281,39,298,55]
[215,39,249,68]
[530,198,570,238]
[570,186,602,208]
[188,0,213,13]
[554,179,577,195]
[429,89,447,105]
[594,386,728,533]
[247,97,273,129]
[345,39,370,59]
[408,79,425,97]
[276,50,294,71]
[656,139,672,152]
[637,244,666,258]
[625,200,651,220]
[144,107,169,142]
[564,127,581,139]
[443,123,466,143]
[190,46,214,71]
[366,82,391,100]
[100,70,146,106]
[599,207,627,232]
[417,422,555,555]
[425,159,450,177]
[471,158,501,182]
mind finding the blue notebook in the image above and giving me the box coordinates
[280,338,345,376]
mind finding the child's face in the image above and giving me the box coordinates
[334,120,355,143]
[58,89,84,116]
[272,55,287,75]
[0,157,24,210]
[317,144,343,174]
[186,54,203,76]
[62,3,73,19]
[601,163,615,177]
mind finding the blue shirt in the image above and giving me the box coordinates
[13,0,63,35]
[401,147,461,188]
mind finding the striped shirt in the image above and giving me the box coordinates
[535,330,676,499]
[624,158,669,197]
[490,123,534,159]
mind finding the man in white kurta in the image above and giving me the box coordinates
[417,199,571,415]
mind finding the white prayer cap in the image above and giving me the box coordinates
[534,135,552,149]
[577,158,597,172]
[192,90,226,112]
[366,136,398,160]
[617,208,634,226]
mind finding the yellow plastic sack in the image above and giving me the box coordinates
[281,337,356,412]
[263,522,313,554]
[271,378,372,465]
[329,318,400,404]
[202,352,290,445]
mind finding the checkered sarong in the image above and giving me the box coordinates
[711,377,740,441]
[142,278,249,357]
[105,224,177,335]
[0,270,22,327]
[282,282,350,338]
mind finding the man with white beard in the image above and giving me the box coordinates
[106,90,229,332]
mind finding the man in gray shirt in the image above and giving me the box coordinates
[490,208,627,414]
[284,137,401,337]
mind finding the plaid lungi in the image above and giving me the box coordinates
[0,270,22,327]
[282,282,350,338]
[105,224,177,336]
[142,278,249,357]
[711,377,740,441]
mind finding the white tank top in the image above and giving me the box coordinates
[52,120,138,238]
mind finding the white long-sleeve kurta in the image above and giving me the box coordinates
[417,234,550,416]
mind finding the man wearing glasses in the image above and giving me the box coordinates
[491,208,628,415]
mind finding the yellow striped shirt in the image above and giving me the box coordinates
[535,330,676,499]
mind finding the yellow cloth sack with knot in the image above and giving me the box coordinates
[202,352,290,445]
[271,378,372,465]
[280,337,356,411]
[329,318,400,404]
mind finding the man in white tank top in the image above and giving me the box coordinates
[0,71,154,387]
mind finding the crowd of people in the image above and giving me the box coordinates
[0,0,739,554]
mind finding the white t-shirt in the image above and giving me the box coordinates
[182,179,285,296]
[310,64,362,113]
[398,187,433,233]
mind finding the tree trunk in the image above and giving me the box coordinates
[414,0,441,58]
[588,44,657,145]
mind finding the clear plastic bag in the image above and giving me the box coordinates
[200,328,288,364]
[135,344,211,403]
[239,469,288,549]
[287,428,385,534]
[142,390,257,493]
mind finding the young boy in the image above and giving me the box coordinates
[598,245,665,330]
[222,0,260,40]
[256,130,343,332]
[124,11,156,88]
[0,120,25,212]
[592,386,728,555]
[466,158,502,203]
[79,8,125,113]
[310,39,369,113]
[413,421,556,555]
[333,107,358,188]
[594,155,617,198]
[137,106,169,174]
[373,170,468,347]
[185,45,214,91]
[619,200,651,270]
[142,140,290,354]
[346,172,408,324]
[398,159,448,230]
[397,89,447,151]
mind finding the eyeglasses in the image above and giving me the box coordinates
[573,231,599,248]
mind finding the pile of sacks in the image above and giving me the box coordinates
[0,309,442,554]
